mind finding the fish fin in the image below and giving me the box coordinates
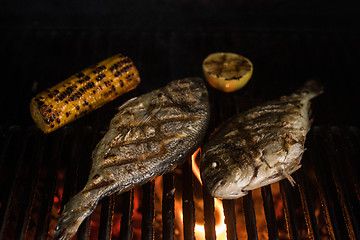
[295,79,324,100]
[117,97,159,127]
[281,164,302,186]
[282,170,297,186]
[133,104,159,128]
[116,97,138,111]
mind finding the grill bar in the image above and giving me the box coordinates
[324,127,360,238]
[182,158,196,240]
[280,180,300,240]
[223,199,238,240]
[295,168,321,239]
[59,130,79,214]
[243,192,258,240]
[77,218,91,240]
[99,195,115,240]
[261,186,279,240]
[346,127,360,213]
[311,127,344,239]
[309,147,337,239]
[119,189,134,239]
[141,181,155,240]
[0,127,21,238]
[33,132,60,240]
[16,129,46,239]
[202,187,216,240]
[0,127,32,239]
[162,172,175,240]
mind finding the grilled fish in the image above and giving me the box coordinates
[200,80,323,199]
[54,78,210,239]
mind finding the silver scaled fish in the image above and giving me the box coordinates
[200,80,323,199]
[54,77,210,239]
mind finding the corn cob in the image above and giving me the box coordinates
[30,54,141,134]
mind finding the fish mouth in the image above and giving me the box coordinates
[210,177,250,199]
[202,165,253,199]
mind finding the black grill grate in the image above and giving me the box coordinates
[1,124,360,239]
[1,28,360,240]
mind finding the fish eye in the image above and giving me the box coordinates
[211,161,219,168]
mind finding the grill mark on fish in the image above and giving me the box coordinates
[100,135,185,169]
[100,116,200,170]
[200,80,323,199]
[112,115,199,140]
[244,110,302,127]
[83,179,116,192]
[101,142,191,170]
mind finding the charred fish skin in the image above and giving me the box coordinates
[200,80,323,199]
[54,78,210,240]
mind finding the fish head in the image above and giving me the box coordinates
[200,148,254,199]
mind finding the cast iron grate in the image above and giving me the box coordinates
[1,124,360,239]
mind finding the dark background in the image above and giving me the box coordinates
[1,0,358,31]
[1,0,359,130]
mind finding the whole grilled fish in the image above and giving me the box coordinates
[54,78,210,239]
[200,80,323,199]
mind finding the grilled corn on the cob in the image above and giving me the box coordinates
[30,54,141,133]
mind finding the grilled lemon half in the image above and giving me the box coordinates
[202,52,253,92]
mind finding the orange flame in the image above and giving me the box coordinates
[191,148,227,240]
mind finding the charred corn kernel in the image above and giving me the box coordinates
[30,54,141,134]
[202,52,253,92]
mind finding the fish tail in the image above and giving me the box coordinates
[53,190,98,240]
[295,80,324,100]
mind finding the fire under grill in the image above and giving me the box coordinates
[1,27,360,240]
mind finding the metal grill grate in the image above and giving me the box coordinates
[1,29,360,239]
[1,125,359,239]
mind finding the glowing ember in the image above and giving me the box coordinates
[191,148,228,240]
[133,187,143,239]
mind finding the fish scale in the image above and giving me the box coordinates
[200,80,323,199]
[53,77,210,240]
